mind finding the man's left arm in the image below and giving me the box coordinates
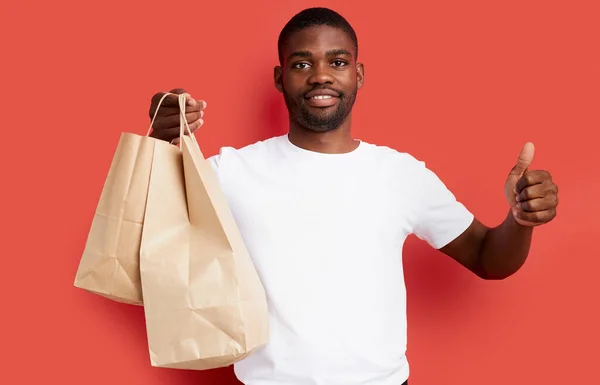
[441,142,559,280]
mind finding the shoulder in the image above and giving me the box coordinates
[359,140,429,175]
[208,135,286,169]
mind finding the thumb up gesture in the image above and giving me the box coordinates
[505,142,559,226]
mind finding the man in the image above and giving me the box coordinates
[147,7,558,385]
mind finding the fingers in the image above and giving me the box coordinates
[516,183,547,202]
[512,208,557,225]
[147,89,207,143]
[186,117,204,134]
[516,194,559,212]
[149,93,180,117]
[153,111,203,130]
[151,118,204,142]
[511,167,559,227]
[166,89,206,110]
[515,170,552,193]
[515,170,558,205]
[149,89,206,117]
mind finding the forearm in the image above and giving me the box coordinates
[478,210,534,279]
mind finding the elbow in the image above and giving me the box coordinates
[475,259,525,281]
[478,271,515,281]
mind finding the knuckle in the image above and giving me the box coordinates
[187,120,200,132]
[545,183,557,196]
[517,210,529,221]
[149,93,163,116]
[151,92,165,104]
[531,211,542,222]
[188,112,201,121]
[549,195,558,209]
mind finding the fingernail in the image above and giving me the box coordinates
[515,194,520,202]
[516,203,521,210]
[202,100,207,108]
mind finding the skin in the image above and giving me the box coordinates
[147,25,559,280]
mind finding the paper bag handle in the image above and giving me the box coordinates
[146,92,199,147]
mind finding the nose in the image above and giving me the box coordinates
[307,62,334,85]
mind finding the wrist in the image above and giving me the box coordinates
[507,208,534,233]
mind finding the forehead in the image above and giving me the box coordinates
[282,25,355,59]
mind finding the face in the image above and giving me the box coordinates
[274,25,364,133]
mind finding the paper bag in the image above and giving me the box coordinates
[74,132,157,305]
[74,93,177,305]
[139,94,269,370]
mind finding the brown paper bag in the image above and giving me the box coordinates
[139,93,269,370]
[74,93,176,305]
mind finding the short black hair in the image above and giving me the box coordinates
[277,7,359,64]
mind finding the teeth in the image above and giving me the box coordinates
[311,95,333,99]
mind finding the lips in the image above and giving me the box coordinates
[303,88,341,108]
[304,88,340,99]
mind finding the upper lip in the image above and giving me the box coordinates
[304,88,340,99]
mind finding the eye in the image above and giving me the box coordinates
[331,60,347,67]
[292,62,311,70]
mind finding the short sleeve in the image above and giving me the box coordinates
[412,161,474,249]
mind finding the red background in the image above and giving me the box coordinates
[1,0,598,384]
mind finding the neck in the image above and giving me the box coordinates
[288,117,359,154]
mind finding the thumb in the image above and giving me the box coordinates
[512,142,535,175]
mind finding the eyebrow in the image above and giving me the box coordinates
[287,48,353,61]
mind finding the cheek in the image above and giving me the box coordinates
[340,69,357,85]
[339,77,357,92]
[283,75,306,94]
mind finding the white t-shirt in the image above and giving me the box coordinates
[208,134,474,385]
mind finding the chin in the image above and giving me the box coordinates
[304,125,338,133]
[297,109,347,133]
[297,117,342,133]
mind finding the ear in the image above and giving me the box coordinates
[356,62,365,90]
[274,66,283,93]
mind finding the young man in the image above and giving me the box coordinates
[147,7,559,385]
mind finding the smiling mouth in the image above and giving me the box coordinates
[304,94,339,108]
[309,95,334,100]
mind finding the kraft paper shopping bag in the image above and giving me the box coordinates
[139,93,269,370]
[74,93,175,305]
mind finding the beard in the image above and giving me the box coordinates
[283,85,357,133]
